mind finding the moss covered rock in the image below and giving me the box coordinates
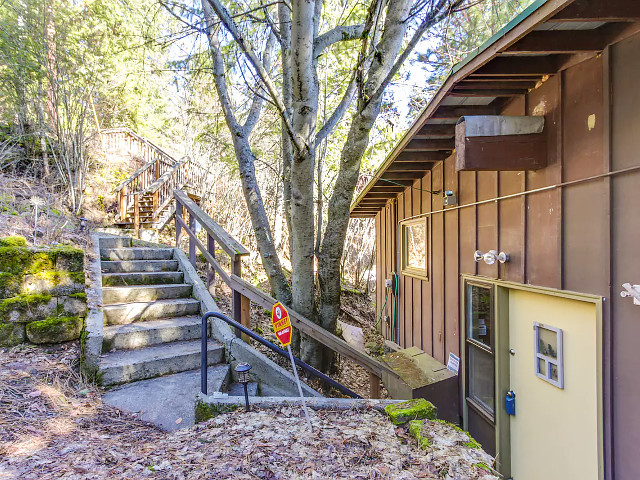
[21,271,84,296]
[0,322,26,346]
[409,420,432,449]
[26,315,83,344]
[0,272,21,299]
[385,398,437,425]
[0,294,57,323]
[0,246,33,274]
[0,236,27,247]
[52,245,84,272]
[57,295,87,317]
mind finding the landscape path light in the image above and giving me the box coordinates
[235,362,252,412]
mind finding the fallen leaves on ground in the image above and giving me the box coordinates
[0,344,497,480]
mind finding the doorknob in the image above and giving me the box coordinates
[509,349,515,356]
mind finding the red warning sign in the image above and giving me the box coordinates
[271,302,292,347]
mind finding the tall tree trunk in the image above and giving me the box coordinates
[290,0,321,367]
[202,0,292,305]
[317,0,413,371]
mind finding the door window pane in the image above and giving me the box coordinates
[468,345,495,414]
[468,284,492,348]
[538,326,558,359]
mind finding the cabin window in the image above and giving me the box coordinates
[400,218,428,278]
[465,282,495,418]
[534,323,564,389]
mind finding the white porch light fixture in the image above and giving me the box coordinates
[474,250,510,265]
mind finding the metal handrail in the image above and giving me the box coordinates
[201,311,361,399]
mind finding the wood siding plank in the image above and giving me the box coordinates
[421,171,434,355]
[431,163,445,362]
[444,155,460,357]
[526,75,562,289]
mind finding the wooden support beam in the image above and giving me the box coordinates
[381,171,425,180]
[431,105,497,119]
[464,75,543,82]
[549,0,640,22]
[504,30,605,54]
[363,192,399,198]
[471,56,567,76]
[369,186,405,192]
[373,179,414,187]
[394,151,450,162]
[414,123,456,137]
[455,80,538,90]
[450,88,528,97]
[404,138,455,151]
[387,161,435,171]
[369,373,381,399]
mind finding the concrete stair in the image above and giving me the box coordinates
[96,235,275,429]
[103,317,202,350]
[101,260,179,273]
[100,339,224,386]
[102,271,184,286]
[98,237,227,388]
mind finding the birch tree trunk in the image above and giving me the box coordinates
[201,0,465,371]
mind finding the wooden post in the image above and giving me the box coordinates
[133,193,140,238]
[232,258,243,338]
[175,198,182,246]
[240,294,251,343]
[152,190,159,221]
[207,234,215,296]
[369,373,381,399]
[189,212,196,268]
[119,187,127,220]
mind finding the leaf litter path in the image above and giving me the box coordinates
[0,344,496,480]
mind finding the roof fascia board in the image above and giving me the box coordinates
[351,0,573,212]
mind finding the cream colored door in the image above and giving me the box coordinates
[508,289,600,480]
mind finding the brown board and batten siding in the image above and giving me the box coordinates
[371,35,640,479]
[357,3,640,476]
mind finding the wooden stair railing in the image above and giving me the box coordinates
[174,189,400,398]
[103,128,208,234]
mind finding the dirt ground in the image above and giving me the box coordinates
[0,344,497,480]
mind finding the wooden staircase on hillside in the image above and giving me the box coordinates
[102,128,206,233]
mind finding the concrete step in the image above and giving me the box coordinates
[99,339,224,386]
[102,316,202,350]
[104,298,200,325]
[99,237,133,249]
[101,247,173,261]
[227,381,259,397]
[102,365,231,431]
[101,259,179,273]
[102,271,183,286]
[102,284,192,304]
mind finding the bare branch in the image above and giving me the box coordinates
[243,31,276,133]
[202,0,242,135]
[205,0,305,152]
[314,73,356,147]
[367,0,466,105]
[313,24,365,58]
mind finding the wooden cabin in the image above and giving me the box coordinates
[350,1,640,479]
